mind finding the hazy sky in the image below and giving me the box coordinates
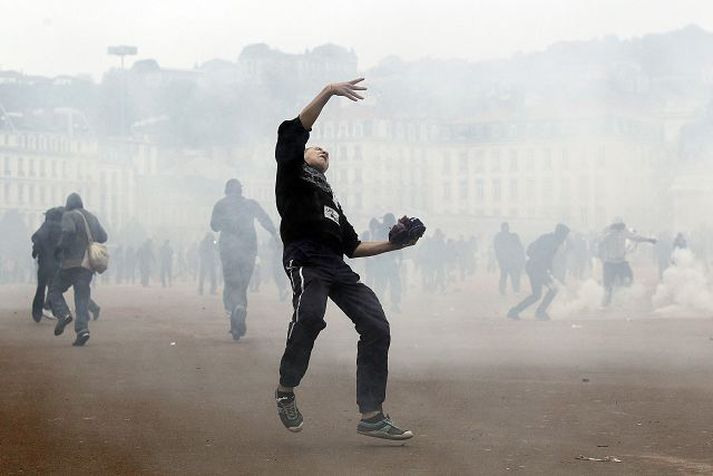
[2,0,713,79]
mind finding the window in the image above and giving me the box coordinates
[598,145,606,166]
[459,152,468,173]
[509,150,518,172]
[474,150,484,173]
[542,179,553,201]
[443,182,451,200]
[18,157,25,176]
[492,179,501,202]
[561,148,569,170]
[476,179,484,199]
[510,179,519,200]
[542,148,552,170]
[490,149,501,172]
[526,149,535,171]
[459,180,468,200]
[443,152,451,174]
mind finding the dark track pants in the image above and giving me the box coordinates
[220,243,255,336]
[510,267,556,316]
[498,264,522,294]
[32,267,55,321]
[278,242,390,413]
[48,267,94,334]
[601,261,633,306]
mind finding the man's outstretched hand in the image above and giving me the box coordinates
[328,78,367,102]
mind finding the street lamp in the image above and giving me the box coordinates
[107,45,138,69]
[107,45,138,136]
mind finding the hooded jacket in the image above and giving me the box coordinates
[58,193,108,269]
[210,192,276,257]
[31,207,64,273]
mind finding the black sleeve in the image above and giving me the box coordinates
[210,200,224,232]
[251,200,277,236]
[92,216,108,244]
[31,229,41,258]
[340,212,361,259]
[275,117,310,166]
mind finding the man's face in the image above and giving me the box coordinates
[304,146,330,173]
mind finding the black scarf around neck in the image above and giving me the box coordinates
[301,163,333,195]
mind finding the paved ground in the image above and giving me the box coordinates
[1,275,712,475]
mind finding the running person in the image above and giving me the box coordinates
[273,78,418,440]
[210,178,277,340]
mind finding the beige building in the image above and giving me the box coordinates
[0,127,157,235]
[310,107,665,236]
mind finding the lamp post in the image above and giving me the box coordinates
[107,45,137,136]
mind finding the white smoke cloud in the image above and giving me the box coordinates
[652,248,713,316]
[552,277,650,319]
[551,278,603,317]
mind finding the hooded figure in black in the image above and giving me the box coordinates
[30,207,64,322]
[507,223,569,321]
[210,178,277,340]
[48,193,107,346]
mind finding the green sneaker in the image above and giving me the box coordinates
[357,413,413,440]
[275,390,303,432]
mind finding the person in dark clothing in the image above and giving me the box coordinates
[198,232,218,295]
[137,239,155,287]
[493,222,525,295]
[507,224,570,321]
[273,78,415,440]
[31,207,64,322]
[48,193,107,346]
[125,245,137,284]
[159,240,173,288]
[31,207,101,323]
[211,179,277,340]
[372,213,402,312]
[113,245,125,284]
[673,233,688,251]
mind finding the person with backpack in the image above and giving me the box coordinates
[31,206,101,323]
[507,224,570,321]
[48,193,108,346]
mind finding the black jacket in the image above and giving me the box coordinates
[210,194,276,256]
[274,117,360,257]
[526,232,564,274]
[58,194,108,269]
[31,207,64,273]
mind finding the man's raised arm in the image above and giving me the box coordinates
[298,78,367,130]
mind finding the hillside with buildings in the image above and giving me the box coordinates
[1,26,713,247]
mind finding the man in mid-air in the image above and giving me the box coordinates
[273,78,424,440]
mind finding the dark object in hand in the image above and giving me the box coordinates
[389,216,426,247]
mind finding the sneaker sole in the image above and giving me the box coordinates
[54,316,73,336]
[357,428,414,440]
[286,422,303,433]
[73,333,90,346]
